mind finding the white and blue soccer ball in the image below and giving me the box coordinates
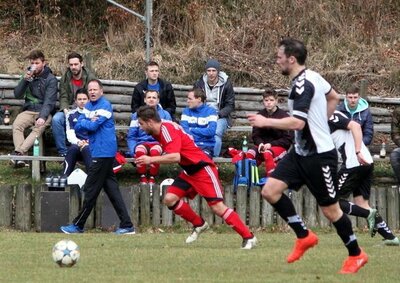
[52,239,80,267]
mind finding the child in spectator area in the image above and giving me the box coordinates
[62,88,92,177]
[180,88,218,158]
[127,90,172,184]
[243,89,293,177]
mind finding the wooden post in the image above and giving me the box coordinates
[161,184,173,226]
[386,185,399,229]
[261,199,274,227]
[33,184,47,231]
[291,190,303,218]
[0,184,14,227]
[236,186,248,223]
[201,198,214,225]
[376,186,387,222]
[248,186,260,228]
[302,188,318,228]
[131,185,140,227]
[65,185,81,223]
[15,184,32,231]
[152,184,161,227]
[359,79,368,100]
[140,184,151,226]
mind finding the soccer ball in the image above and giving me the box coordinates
[52,239,80,267]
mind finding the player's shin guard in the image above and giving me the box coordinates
[332,214,361,256]
[168,200,203,227]
[272,194,308,238]
[221,208,253,239]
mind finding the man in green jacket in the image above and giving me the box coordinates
[52,52,96,156]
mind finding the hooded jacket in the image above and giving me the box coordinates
[127,104,172,156]
[14,65,58,120]
[180,103,218,149]
[194,71,235,126]
[75,95,116,158]
[337,97,374,145]
[59,67,96,111]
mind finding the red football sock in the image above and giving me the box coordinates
[221,208,253,238]
[173,200,203,227]
[135,150,146,174]
[263,151,276,176]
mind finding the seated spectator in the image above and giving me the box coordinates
[127,90,172,184]
[62,88,92,177]
[390,106,400,186]
[245,89,293,176]
[194,59,235,157]
[10,49,57,168]
[53,52,96,157]
[180,88,217,158]
[131,61,176,119]
[337,84,374,145]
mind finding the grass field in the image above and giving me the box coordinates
[0,229,398,283]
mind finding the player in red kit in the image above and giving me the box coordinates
[135,105,257,249]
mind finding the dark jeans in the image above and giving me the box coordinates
[73,157,133,229]
[390,148,400,184]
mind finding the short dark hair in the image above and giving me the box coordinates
[88,79,103,89]
[279,38,307,65]
[346,84,360,95]
[146,61,159,70]
[75,88,88,100]
[262,88,278,99]
[189,88,206,103]
[67,52,83,62]
[137,105,161,122]
[145,89,160,98]
[26,50,45,61]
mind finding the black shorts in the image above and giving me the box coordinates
[270,149,338,206]
[337,164,373,200]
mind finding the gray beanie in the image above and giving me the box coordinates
[205,59,221,72]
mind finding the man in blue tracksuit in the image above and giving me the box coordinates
[61,79,135,235]
[337,84,374,145]
[180,88,217,158]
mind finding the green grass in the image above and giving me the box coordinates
[0,230,398,283]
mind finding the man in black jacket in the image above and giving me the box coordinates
[131,61,176,119]
[11,50,58,167]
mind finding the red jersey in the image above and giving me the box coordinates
[155,121,214,173]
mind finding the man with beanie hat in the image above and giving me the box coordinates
[194,59,235,156]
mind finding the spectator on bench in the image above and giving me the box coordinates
[246,89,293,177]
[127,90,172,185]
[337,84,374,145]
[194,59,235,157]
[52,52,96,157]
[180,88,217,159]
[131,61,176,120]
[11,49,57,168]
[61,88,92,177]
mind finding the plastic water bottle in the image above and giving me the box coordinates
[33,136,40,156]
[380,142,386,158]
[242,136,248,152]
[3,109,10,125]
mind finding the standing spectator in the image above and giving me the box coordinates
[61,88,92,177]
[131,61,176,119]
[337,84,374,145]
[127,90,172,185]
[246,89,293,176]
[60,79,135,235]
[11,50,57,168]
[53,52,96,157]
[248,38,367,274]
[329,110,399,246]
[135,105,257,249]
[194,59,235,157]
[390,106,400,187]
[180,88,218,158]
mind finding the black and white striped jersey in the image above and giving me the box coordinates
[329,110,373,169]
[288,69,334,156]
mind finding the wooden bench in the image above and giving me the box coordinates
[0,73,396,181]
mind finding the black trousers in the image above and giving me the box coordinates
[73,157,133,229]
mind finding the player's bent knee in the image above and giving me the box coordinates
[163,193,180,207]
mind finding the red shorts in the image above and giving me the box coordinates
[167,165,224,202]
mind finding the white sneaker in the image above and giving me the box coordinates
[185,221,209,243]
[241,236,257,250]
